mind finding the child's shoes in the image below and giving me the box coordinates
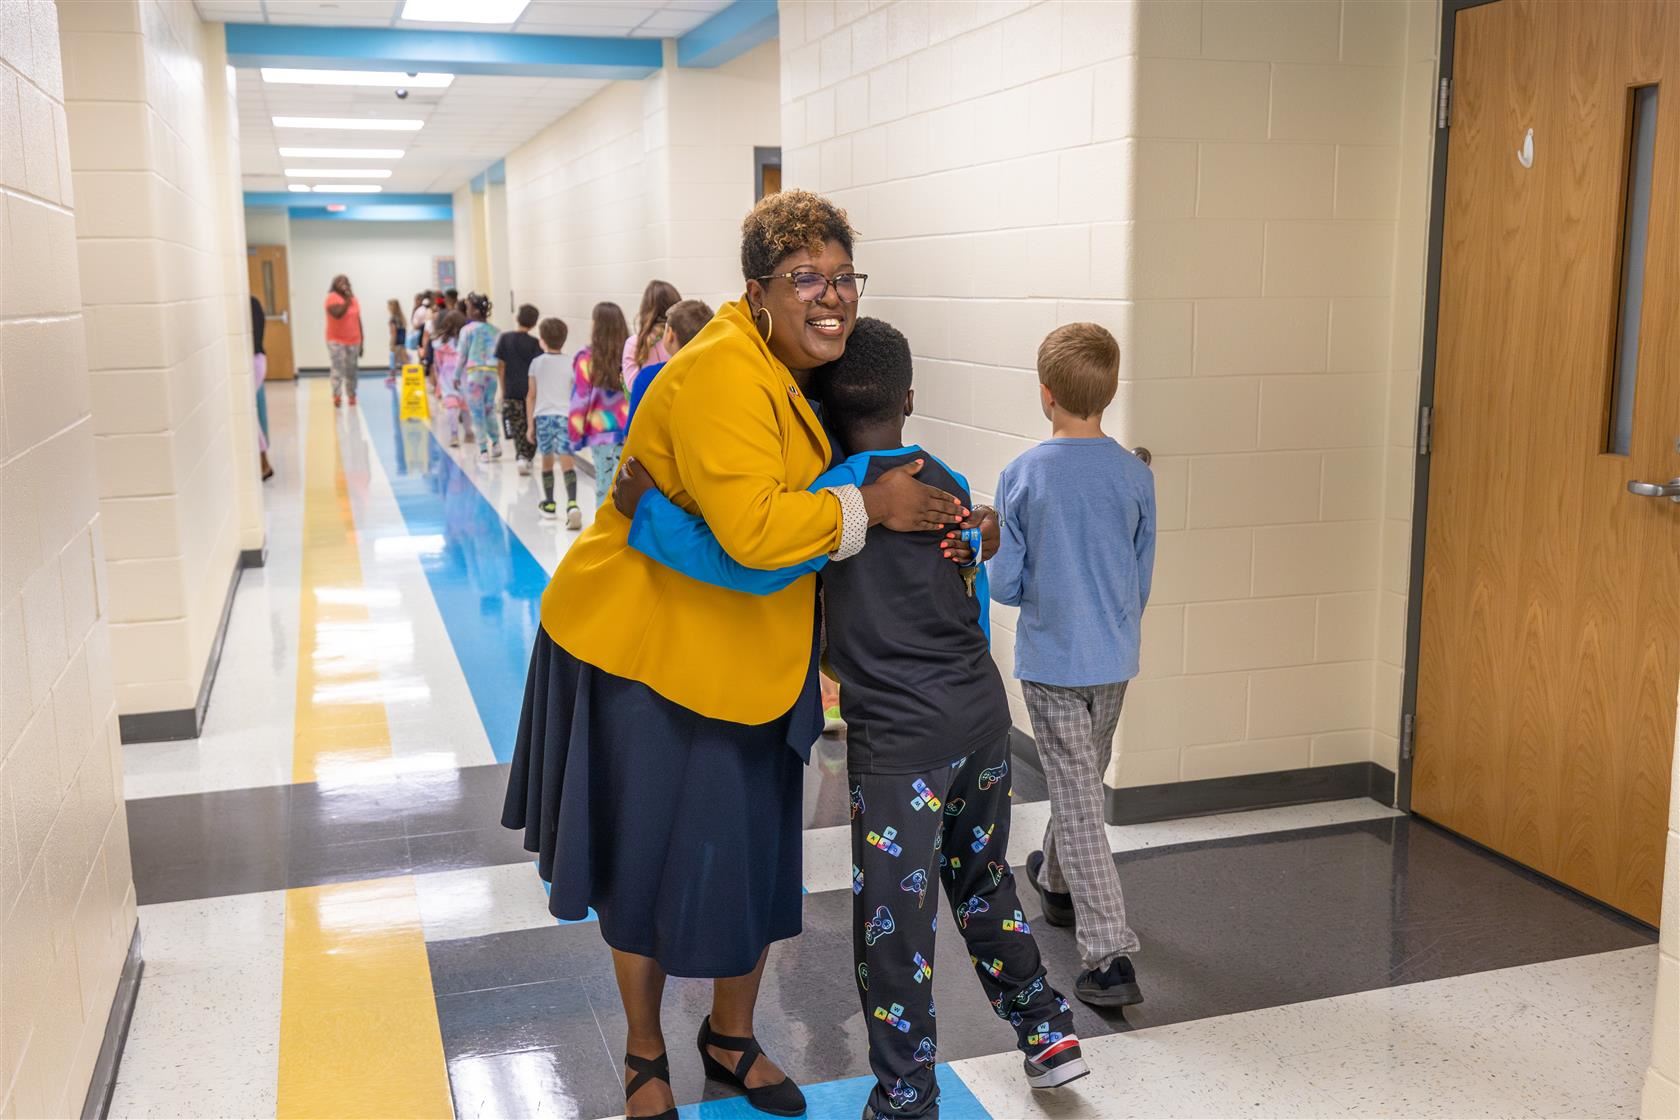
[1023,1035,1089,1089]
[1075,955,1142,1007]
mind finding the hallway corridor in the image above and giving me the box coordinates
[109,381,1658,1120]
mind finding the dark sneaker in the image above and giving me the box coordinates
[1075,955,1142,1007]
[540,501,558,519]
[1023,1034,1088,1089]
[1026,850,1075,927]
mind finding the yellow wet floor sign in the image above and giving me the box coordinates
[399,363,430,422]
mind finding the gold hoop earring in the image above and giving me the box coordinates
[754,304,773,344]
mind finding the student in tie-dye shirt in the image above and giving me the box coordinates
[568,301,630,508]
[459,293,503,462]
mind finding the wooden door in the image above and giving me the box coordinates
[248,245,296,381]
[1414,0,1680,924]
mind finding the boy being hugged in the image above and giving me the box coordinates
[615,318,1088,1120]
[989,322,1156,1008]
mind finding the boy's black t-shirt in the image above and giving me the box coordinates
[494,330,543,400]
[823,450,1012,774]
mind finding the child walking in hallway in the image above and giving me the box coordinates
[433,309,470,448]
[460,293,503,462]
[526,317,581,527]
[989,322,1156,1008]
[496,303,543,475]
[569,301,629,508]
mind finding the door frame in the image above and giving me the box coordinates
[1396,0,1501,812]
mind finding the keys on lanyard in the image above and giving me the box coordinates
[959,527,983,597]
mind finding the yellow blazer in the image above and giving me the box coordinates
[539,297,842,725]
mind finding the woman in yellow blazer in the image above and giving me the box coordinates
[502,191,964,1120]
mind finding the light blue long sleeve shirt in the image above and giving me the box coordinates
[988,437,1155,686]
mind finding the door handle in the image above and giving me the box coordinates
[1627,477,1680,502]
[267,310,289,325]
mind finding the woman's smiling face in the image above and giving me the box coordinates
[749,239,858,373]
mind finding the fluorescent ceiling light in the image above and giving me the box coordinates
[272,116,424,131]
[284,168,393,179]
[262,68,453,88]
[278,148,404,159]
[287,184,312,193]
[400,0,530,24]
[310,185,384,194]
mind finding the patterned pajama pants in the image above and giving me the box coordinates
[466,370,500,451]
[851,735,1075,1119]
[327,341,358,400]
[502,398,534,462]
[1021,680,1140,970]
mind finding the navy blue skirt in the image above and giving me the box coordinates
[502,632,810,978]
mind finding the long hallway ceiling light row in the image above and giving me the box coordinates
[227,0,776,204]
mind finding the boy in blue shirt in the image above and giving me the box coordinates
[615,318,1086,1119]
[988,322,1155,1008]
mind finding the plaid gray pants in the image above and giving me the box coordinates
[1022,679,1140,969]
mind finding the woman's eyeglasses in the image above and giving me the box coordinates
[755,271,868,304]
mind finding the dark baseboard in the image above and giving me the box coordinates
[1009,727,1395,825]
[80,925,143,1120]
[117,555,246,744]
[1107,760,1396,825]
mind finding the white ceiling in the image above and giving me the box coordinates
[201,0,734,194]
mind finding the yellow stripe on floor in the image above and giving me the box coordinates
[280,382,452,1119]
[277,877,454,1119]
[294,380,392,784]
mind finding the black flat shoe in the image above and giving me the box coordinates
[697,1015,806,1117]
[624,1051,678,1120]
[1027,850,1076,927]
[1076,955,1143,1007]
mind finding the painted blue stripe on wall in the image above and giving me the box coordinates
[246,191,452,208]
[360,385,547,763]
[225,23,661,79]
[291,204,455,222]
[678,1068,991,1120]
[677,0,778,68]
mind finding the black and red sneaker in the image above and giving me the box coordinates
[1023,1034,1088,1089]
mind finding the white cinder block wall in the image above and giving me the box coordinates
[203,25,262,555]
[0,2,137,1115]
[504,42,781,330]
[779,0,1436,788]
[61,0,258,718]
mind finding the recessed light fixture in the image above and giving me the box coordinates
[399,0,531,24]
[310,185,384,194]
[287,184,312,193]
[272,116,424,131]
[284,168,393,179]
[277,148,405,159]
[262,68,454,88]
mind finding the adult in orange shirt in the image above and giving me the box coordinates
[323,274,363,407]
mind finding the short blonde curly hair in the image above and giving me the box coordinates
[740,189,857,281]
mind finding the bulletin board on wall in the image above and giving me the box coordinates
[435,257,456,290]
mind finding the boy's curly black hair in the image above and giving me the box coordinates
[740,189,857,282]
[817,317,911,436]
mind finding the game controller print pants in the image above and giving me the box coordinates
[850,734,1076,1119]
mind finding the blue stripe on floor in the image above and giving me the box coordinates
[679,1068,991,1120]
[360,385,548,763]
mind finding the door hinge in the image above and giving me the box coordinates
[1437,76,1451,129]
[1417,404,1433,456]
[1401,713,1415,761]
